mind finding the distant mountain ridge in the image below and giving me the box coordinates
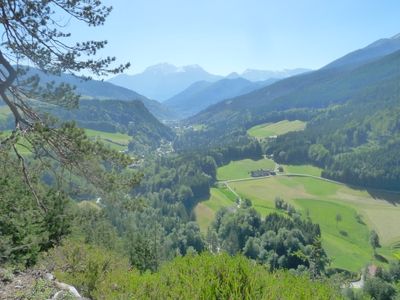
[108,63,223,101]
[108,63,311,101]
[323,33,400,70]
[20,67,175,120]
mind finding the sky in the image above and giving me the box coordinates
[67,0,400,76]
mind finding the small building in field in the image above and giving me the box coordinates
[250,169,275,177]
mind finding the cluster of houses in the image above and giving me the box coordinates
[250,169,276,177]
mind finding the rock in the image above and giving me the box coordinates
[45,273,55,281]
[54,281,82,298]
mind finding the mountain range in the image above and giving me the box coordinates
[108,64,222,101]
[108,63,310,101]
[189,33,400,128]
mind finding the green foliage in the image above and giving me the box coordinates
[46,99,174,153]
[93,253,342,300]
[71,201,122,251]
[370,230,381,253]
[0,157,72,266]
[364,277,396,300]
[15,279,59,300]
[43,239,129,298]
[210,206,326,272]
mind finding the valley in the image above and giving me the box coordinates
[2,6,400,298]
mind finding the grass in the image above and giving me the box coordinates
[281,164,322,177]
[84,129,131,151]
[217,158,275,181]
[295,199,372,271]
[228,176,400,271]
[196,158,400,271]
[247,120,306,138]
[195,187,237,233]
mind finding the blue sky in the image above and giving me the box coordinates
[69,0,400,76]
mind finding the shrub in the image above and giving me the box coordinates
[41,238,128,298]
[94,253,342,299]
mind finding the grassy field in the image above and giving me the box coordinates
[196,158,400,271]
[217,158,275,180]
[229,176,400,271]
[247,120,306,138]
[281,164,322,177]
[195,187,237,232]
[84,129,131,151]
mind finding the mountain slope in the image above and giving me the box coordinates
[266,54,400,189]
[164,77,274,118]
[323,33,400,70]
[23,67,175,121]
[190,36,400,128]
[47,99,174,150]
[188,41,400,190]
[108,63,222,101]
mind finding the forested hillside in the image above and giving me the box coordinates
[189,44,400,190]
[47,99,174,150]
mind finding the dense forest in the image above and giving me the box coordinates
[267,74,400,190]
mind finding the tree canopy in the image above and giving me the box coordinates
[0,1,133,208]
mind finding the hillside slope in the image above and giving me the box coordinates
[22,67,176,121]
[188,39,400,190]
[189,36,400,128]
[164,77,273,118]
[46,99,174,150]
[323,33,400,70]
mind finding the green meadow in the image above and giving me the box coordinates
[195,187,237,232]
[247,120,306,138]
[196,158,400,271]
[217,158,275,180]
[281,164,322,177]
[84,129,131,151]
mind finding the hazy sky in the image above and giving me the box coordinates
[68,0,400,76]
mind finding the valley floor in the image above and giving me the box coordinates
[195,158,400,272]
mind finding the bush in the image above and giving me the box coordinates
[94,253,342,299]
[364,277,396,300]
[41,238,129,298]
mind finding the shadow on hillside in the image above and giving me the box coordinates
[337,181,400,206]
[374,253,389,263]
[366,189,400,206]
